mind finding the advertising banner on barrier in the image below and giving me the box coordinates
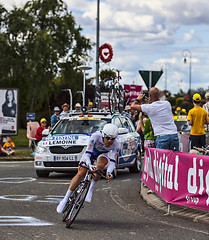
[142,147,209,211]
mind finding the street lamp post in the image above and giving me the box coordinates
[61,89,73,111]
[182,49,192,93]
[78,65,92,106]
[95,0,100,109]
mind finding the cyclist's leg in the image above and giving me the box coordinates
[94,156,108,180]
[85,155,108,203]
[57,166,87,213]
[69,166,88,191]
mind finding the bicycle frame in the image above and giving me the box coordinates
[64,164,107,228]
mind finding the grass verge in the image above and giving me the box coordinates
[15,150,33,157]
[5,129,28,147]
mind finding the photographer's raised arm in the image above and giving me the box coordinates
[131,94,145,112]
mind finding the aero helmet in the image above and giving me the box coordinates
[102,123,118,139]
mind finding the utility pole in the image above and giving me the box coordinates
[95,0,100,108]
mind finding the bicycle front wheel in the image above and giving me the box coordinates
[62,199,73,222]
[65,180,90,228]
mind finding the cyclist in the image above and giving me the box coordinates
[56,123,121,213]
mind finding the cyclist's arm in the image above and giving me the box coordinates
[82,134,97,166]
[106,143,120,175]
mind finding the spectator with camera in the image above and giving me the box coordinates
[131,87,179,151]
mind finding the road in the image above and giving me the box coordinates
[0,161,209,240]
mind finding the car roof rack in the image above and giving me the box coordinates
[69,111,111,117]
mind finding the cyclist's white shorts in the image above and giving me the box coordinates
[80,152,110,169]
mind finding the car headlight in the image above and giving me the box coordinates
[36,145,48,154]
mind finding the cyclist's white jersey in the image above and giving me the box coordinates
[80,131,121,174]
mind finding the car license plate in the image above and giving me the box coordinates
[53,155,77,161]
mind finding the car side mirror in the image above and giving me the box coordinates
[42,129,50,136]
[118,127,128,134]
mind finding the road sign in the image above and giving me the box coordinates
[26,113,35,121]
[139,70,163,90]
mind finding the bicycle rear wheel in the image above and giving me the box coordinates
[109,87,117,114]
[116,85,124,113]
[65,180,90,228]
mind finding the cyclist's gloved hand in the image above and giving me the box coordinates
[106,172,113,182]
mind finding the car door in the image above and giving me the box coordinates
[111,116,127,165]
[118,116,139,166]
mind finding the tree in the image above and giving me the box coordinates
[0,0,92,126]
[99,69,116,92]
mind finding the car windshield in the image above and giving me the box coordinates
[174,120,191,132]
[52,118,111,134]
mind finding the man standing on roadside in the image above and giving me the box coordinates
[131,87,179,151]
[203,92,209,131]
[51,106,60,127]
[60,103,70,119]
[188,93,209,149]
[203,92,209,115]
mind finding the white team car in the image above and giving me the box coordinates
[34,111,141,177]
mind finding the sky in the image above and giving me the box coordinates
[2,0,209,94]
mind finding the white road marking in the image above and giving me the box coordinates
[95,187,111,192]
[0,164,20,167]
[36,195,63,203]
[38,181,69,185]
[0,195,63,203]
[0,177,36,184]
[0,216,53,226]
[0,195,36,201]
[110,189,209,236]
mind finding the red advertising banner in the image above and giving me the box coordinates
[142,147,209,211]
[100,92,109,109]
[124,85,142,105]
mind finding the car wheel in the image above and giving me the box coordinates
[36,170,50,178]
[129,149,141,173]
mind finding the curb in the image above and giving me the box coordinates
[140,184,209,225]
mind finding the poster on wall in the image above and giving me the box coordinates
[0,88,18,135]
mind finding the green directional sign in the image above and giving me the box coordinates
[139,70,163,90]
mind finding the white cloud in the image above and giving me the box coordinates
[2,0,209,93]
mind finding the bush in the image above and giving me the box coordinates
[11,129,28,147]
